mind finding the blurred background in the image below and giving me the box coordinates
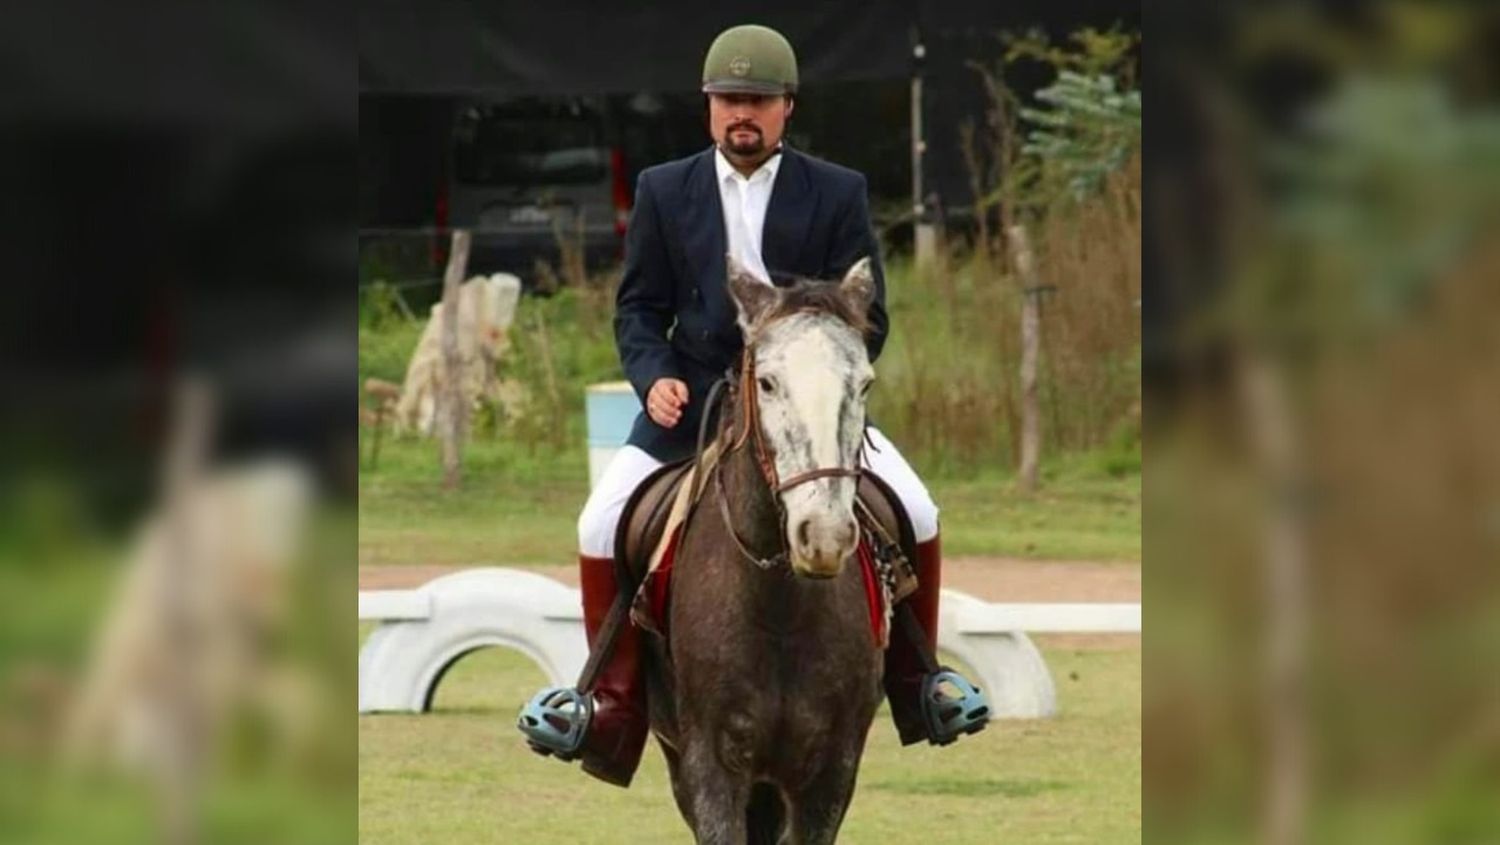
[1146,2,1500,843]
[0,2,355,843]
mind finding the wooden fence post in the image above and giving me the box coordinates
[1239,352,1309,845]
[362,378,402,471]
[159,378,213,845]
[1009,224,1042,492]
[439,229,471,490]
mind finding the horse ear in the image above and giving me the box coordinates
[839,256,875,313]
[726,254,777,334]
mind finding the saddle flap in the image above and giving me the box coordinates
[613,456,694,583]
[856,470,920,604]
[615,460,921,640]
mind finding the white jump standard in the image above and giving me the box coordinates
[357,567,1140,718]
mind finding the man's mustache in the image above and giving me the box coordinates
[728,122,762,134]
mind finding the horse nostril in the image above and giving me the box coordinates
[796,519,811,549]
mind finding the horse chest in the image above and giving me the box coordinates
[693,651,861,779]
[670,570,882,778]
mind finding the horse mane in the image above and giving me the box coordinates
[762,278,871,337]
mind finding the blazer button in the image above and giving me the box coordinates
[701,330,712,342]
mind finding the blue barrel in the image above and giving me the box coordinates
[585,381,640,488]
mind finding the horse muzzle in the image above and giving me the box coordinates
[788,514,858,579]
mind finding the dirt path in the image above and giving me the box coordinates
[359,558,1139,650]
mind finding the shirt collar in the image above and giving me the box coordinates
[715,144,783,185]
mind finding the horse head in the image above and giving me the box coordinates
[725,254,876,579]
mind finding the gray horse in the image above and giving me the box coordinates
[646,256,883,844]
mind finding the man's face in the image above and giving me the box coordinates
[709,93,793,159]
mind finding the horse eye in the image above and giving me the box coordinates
[859,378,874,397]
[758,376,776,394]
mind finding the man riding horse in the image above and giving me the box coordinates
[519,23,990,788]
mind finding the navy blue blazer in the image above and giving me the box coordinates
[613,145,889,462]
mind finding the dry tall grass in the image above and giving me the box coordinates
[870,152,1140,478]
[358,158,1143,480]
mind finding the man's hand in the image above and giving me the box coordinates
[646,378,689,428]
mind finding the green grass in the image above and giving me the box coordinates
[934,459,1140,561]
[359,245,1141,476]
[358,250,1141,566]
[358,437,590,567]
[356,254,1140,841]
[0,769,354,845]
[359,436,1139,566]
[357,642,1140,844]
[0,507,359,845]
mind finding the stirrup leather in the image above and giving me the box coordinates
[921,668,991,746]
[517,686,593,758]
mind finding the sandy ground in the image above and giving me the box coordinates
[359,557,1140,649]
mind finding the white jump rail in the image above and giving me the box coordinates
[359,590,432,621]
[358,567,1139,718]
[358,568,590,714]
[936,591,1140,718]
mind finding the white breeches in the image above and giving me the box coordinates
[577,427,940,558]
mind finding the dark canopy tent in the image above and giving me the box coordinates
[359,1,911,97]
[358,0,1134,96]
[358,0,1138,230]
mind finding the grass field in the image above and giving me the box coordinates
[357,216,1142,842]
[357,436,1141,841]
[357,640,1141,844]
[359,436,1140,567]
[0,509,358,844]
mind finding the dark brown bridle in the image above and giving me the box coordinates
[697,341,867,571]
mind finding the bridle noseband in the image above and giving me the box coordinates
[695,342,867,571]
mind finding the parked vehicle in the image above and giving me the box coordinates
[443,96,632,281]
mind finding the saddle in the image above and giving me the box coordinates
[611,448,921,635]
[613,455,696,585]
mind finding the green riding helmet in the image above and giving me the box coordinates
[701,24,798,96]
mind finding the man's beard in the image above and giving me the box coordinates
[724,124,766,156]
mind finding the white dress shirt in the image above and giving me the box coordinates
[714,146,782,285]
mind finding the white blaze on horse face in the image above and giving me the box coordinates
[754,313,873,578]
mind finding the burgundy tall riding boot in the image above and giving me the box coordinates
[576,554,650,787]
[883,534,946,745]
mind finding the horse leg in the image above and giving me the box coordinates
[784,758,861,845]
[677,740,751,845]
[658,741,699,833]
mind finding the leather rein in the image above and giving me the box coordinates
[693,344,868,571]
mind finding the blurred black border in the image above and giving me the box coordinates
[0,1,357,517]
